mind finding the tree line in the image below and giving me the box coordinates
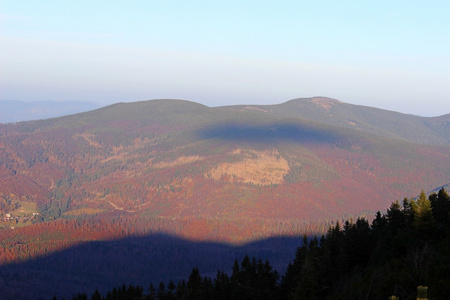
[59,188,450,300]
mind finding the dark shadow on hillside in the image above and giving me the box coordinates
[0,233,305,300]
[196,121,343,145]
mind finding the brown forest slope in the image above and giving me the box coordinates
[0,98,449,246]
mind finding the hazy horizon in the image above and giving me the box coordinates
[1,1,450,117]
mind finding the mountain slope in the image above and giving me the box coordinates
[0,98,449,244]
[221,97,450,145]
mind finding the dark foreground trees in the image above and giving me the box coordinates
[67,188,450,300]
[69,255,279,300]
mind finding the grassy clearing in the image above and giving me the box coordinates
[11,201,37,217]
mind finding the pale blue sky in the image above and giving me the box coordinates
[1,1,449,116]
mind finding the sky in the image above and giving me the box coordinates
[1,1,450,116]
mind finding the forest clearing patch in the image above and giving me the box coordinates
[206,149,290,185]
[153,156,203,169]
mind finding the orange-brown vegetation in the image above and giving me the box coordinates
[206,149,289,185]
[153,155,203,169]
[311,97,336,111]
[0,98,448,262]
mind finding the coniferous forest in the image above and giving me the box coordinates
[59,188,450,300]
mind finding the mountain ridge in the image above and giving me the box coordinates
[220,97,449,145]
[6,97,447,144]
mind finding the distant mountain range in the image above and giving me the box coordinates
[0,100,103,123]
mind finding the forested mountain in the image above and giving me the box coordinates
[250,97,450,145]
[0,97,449,245]
[0,97,449,298]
